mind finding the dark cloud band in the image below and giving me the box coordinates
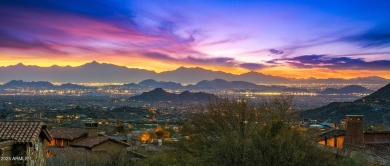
[275,54,390,70]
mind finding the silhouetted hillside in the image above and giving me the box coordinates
[139,79,183,89]
[358,83,390,102]
[320,85,373,94]
[2,80,54,88]
[301,83,390,125]
[129,88,217,102]
[190,79,261,90]
[58,83,93,89]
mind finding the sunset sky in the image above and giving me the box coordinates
[1,0,390,79]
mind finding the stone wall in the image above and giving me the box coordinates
[26,137,47,166]
[0,141,14,166]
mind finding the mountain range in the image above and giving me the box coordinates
[301,83,390,125]
[125,79,377,93]
[129,88,217,103]
[1,61,389,84]
[1,80,92,89]
[1,79,379,95]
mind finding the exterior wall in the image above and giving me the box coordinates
[91,141,127,154]
[345,115,364,146]
[0,141,14,166]
[318,136,344,149]
[26,137,47,166]
[54,139,67,147]
[364,132,390,143]
[87,128,98,137]
[49,139,69,147]
[1,139,46,166]
[47,139,56,147]
[85,122,99,137]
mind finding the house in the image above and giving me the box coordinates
[47,122,130,157]
[0,121,52,166]
[319,115,390,164]
[319,115,390,148]
[70,134,130,153]
[48,127,87,147]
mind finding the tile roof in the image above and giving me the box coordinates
[365,143,390,160]
[319,129,346,140]
[0,121,52,144]
[49,127,87,140]
[108,135,127,142]
[71,135,130,149]
[71,136,110,148]
[47,147,91,158]
[47,147,111,162]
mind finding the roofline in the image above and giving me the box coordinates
[364,131,390,134]
[108,138,131,147]
[70,137,130,149]
[51,133,88,141]
[0,140,14,147]
[49,127,88,140]
[69,144,93,149]
[41,128,53,142]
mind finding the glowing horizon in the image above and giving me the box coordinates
[1,61,389,80]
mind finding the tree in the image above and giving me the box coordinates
[114,121,125,133]
[144,96,338,166]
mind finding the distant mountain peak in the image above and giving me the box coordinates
[174,66,209,71]
[177,66,187,70]
[129,88,217,102]
[150,88,166,93]
[139,79,157,84]
[212,78,228,82]
[9,63,28,68]
[243,71,261,74]
[90,61,99,64]
[83,61,100,66]
[3,80,54,88]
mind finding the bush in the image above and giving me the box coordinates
[143,97,338,166]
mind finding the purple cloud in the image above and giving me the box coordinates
[0,30,67,55]
[276,54,390,70]
[239,63,266,70]
[142,52,235,66]
[269,49,284,55]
